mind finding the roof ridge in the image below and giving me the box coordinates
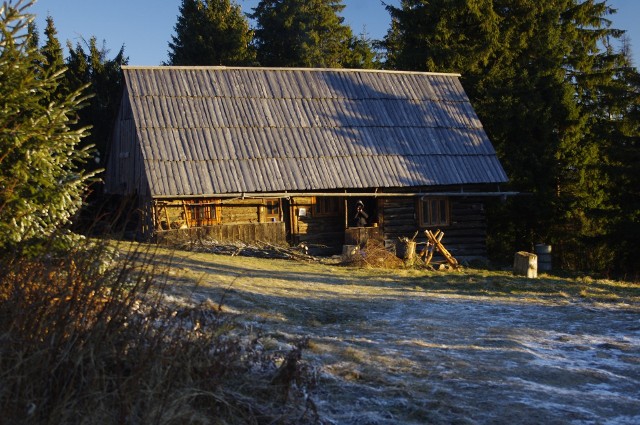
[122,65,461,78]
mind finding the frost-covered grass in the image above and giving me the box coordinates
[134,242,640,424]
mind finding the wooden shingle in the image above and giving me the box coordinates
[113,66,508,197]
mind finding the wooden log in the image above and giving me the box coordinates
[423,242,435,265]
[396,240,416,264]
[182,201,190,228]
[421,230,443,265]
[425,230,459,268]
[513,251,537,278]
[342,245,360,261]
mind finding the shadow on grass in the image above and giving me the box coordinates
[136,245,640,310]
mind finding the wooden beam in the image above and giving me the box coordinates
[182,201,190,228]
[425,230,460,268]
[152,191,520,200]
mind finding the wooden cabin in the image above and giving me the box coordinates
[105,66,509,258]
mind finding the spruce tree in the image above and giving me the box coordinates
[608,65,640,275]
[26,19,38,50]
[250,0,353,67]
[383,0,637,274]
[384,0,500,73]
[41,15,64,72]
[65,37,127,169]
[0,0,96,249]
[344,32,379,69]
[167,0,255,65]
[574,27,640,273]
[481,1,585,259]
[38,15,68,104]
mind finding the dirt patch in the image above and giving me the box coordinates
[153,249,640,424]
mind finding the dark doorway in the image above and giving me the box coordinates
[282,197,292,243]
[348,197,377,228]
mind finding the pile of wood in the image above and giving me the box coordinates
[178,239,319,262]
[342,239,405,268]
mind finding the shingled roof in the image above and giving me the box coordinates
[117,66,508,197]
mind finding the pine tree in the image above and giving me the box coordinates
[41,15,64,72]
[384,0,500,73]
[250,0,353,67]
[343,32,379,69]
[167,0,255,65]
[0,0,96,249]
[383,0,637,274]
[65,37,127,169]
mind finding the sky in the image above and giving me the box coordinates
[28,0,640,67]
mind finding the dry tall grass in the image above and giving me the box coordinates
[0,238,318,424]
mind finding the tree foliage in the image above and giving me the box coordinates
[64,37,127,169]
[344,31,379,69]
[582,42,640,275]
[0,0,95,249]
[167,0,255,66]
[41,15,64,73]
[384,0,500,73]
[250,0,356,68]
[384,0,640,275]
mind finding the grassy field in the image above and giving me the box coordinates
[3,239,636,424]
[133,242,640,424]
[143,243,640,309]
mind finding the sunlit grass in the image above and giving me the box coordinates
[115,241,640,313]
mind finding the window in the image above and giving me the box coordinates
[419,197,450,227]
[313,197,341,216]
[264,199,281,222]
[186,200,218,227]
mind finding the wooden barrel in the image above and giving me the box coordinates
[534,244,552,271]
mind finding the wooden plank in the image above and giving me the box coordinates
[182,201,190,228]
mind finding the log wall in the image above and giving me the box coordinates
[220,199,261,224]
[153,198,286,244]
[381,196,488,258]
[156,222,287,246]
[148,192,490,258]
[290,197,345,252]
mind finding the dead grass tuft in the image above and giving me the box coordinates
[0,239,319,424]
